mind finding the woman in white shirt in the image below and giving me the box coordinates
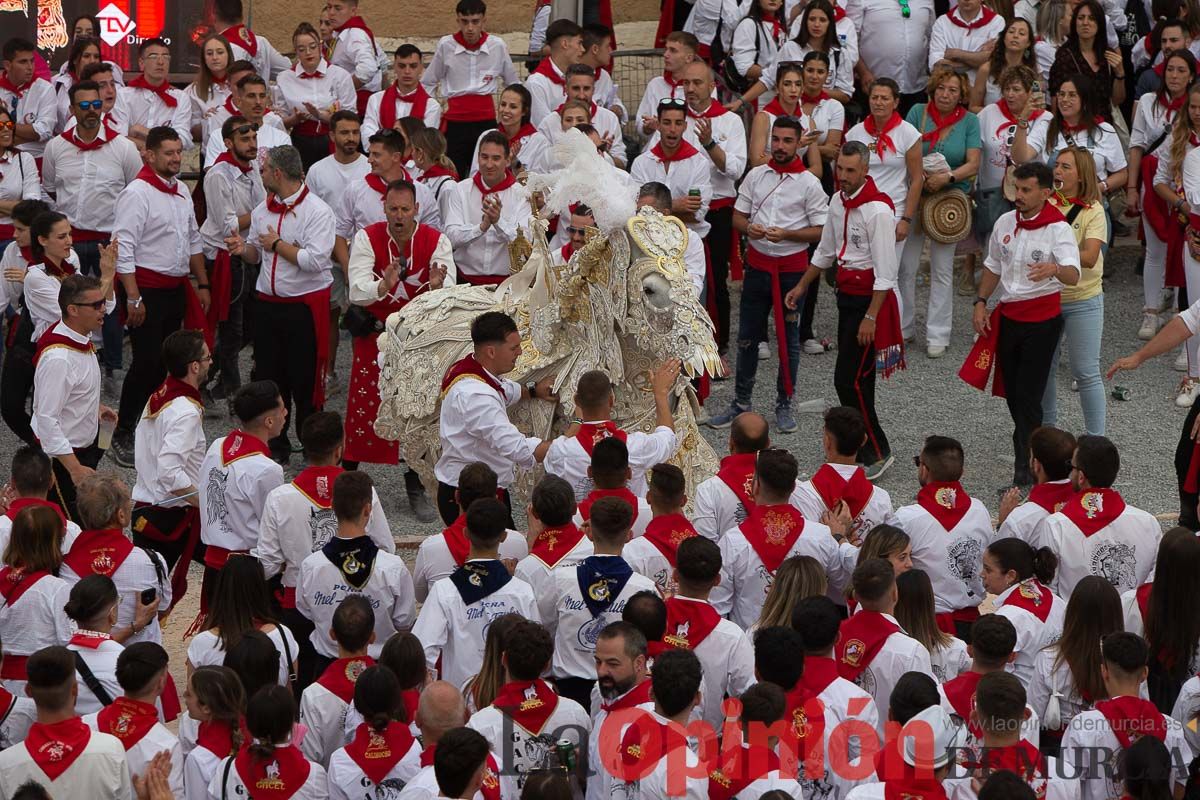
[277,22,357,171]
[976,65,1048,244]
[982,537,1066,686]
[184,34,233,155]
[411,127,460,225]
[63,575,126,716]
[182,665,245,800]
[845,78,925,261]
[1014,74,1127,188]
[0,109,41,250]
[970,17,1039,111]
[894,569,969,683]
[742,0,855,106]
[730,0,791,101]
[470,84,546,177]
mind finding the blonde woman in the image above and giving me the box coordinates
[412,128,460,225]
[753,555,827,632]
[461,612,524,714]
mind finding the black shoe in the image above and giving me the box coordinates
[109,432,135,468]
[408,489,438,523]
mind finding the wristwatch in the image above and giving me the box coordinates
[864,313,876,322]
[525,380,539,399]
[702,139,718,150]
[974,296,988,306]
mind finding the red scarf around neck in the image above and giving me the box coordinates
[222,24,259,57]
[716,453,757,513]
[441,354,504,398]
[767,156,808,174]
[650,138,700,163]
[1015,201,1066,231]
[0,566,49,606]
[127,75,177,107]
[146,375,202,417]
[707,745,781,800]
[943,670,984,736]
[600,678,653,713]
[0,71,37,98]
[994,98,1044,136]
[25,717,92,780]
[1094,696,1167,749]
[1059,487,1127,537]
[344,721,415,784]
[578,487,639,525]
[922,103,967,144]
[95,696,159,751]
[916,481,973,531]
[265,186,310,216]
[688,101,728,119]
[292,465,343,510]
[738,503,806,573]
[33,325,94,367]
[642,513,698,566]
[949,4,998,28]
[837,176,897,258]
[220,430,272,467]
[575,420,627,456]
[999,578,1055,623]
[864,112,903,159]
[442,514,470,566]
[135,165,183,197]
[663,596,721,650]
[452,31,489,51]
[380,83,430,131]
[334,15,377,48]
[315,655,375,703]
[810,464,873,520]
[473,169,517,196]
[60,122,119,151]
[213,150,252,175]
[234,743,312,800]
[4,497,65,527]
[1027,480,1075,513]
[762,98,798,119]
[62,528,134,580]
[836,610,900,681]
[492,678,560,734]
[532,58,566,85]
[529,523,585,567]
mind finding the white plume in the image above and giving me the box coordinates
[525,127,639,234]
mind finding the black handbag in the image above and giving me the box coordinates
[341,305,384,337]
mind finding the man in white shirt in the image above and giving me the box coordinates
[929,0,1007,81]
[363,44,441,140]
[715,116,826,432]
[411,497,539,688]
[693,414,771,546]
[326,0,386,113]
[228,145,335,462]
[203,74,292,167]
[525,20,584,124]
[543,366,679,501]
[76,62,127,136]
[83,642,184,794]
[587,622,653,800]
[1036,436,1162,599]
[200,63,290,143]
[119,39,192,147]
[214,0,291,79]
[0,38,57,161]
[431,727,494,800]
[622,464,700,597]
[0,646,131,799]
[787,142,905,481]
[636,33,700,137]
[434,311,555,524]
[306,111,371,211]
[895,435,995,637]
[467,619,590,797]
[109,126,209,469]
[572,438,653,537]
[847,0,935,111]
[537,64,627,168]
[998,425,1078,546]
[965,161,1080,487]
[31,275,116,520]
[443,131,532,286]
[297,471,415,666]
[580,24,625,120]
[515,475,590,609]
[0,447,81,556]
[630,100,713,249]
[937,613,1027,753]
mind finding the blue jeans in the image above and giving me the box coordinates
[1042,293,1106,435]
[75,239,124,371]
[734,267,801,409]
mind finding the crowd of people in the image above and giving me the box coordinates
[0,0,1199,796]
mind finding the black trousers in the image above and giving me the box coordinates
[117,285,185,434]
[444,120,497,179]
[131,505,192,571]
[291,131,331,173]
[437,480,513,527]
[997,314,1064,484]
[50,443,104,523]
[1175,395,1200,531]
[799,270,821,342]
[205,256,251,394]
[705,205,733,353]
[253,298,318,454]
[1,341,36,446]
[834,292,890,464]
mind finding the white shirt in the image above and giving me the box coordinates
[435,364,539,488]
[326,732,422,799]
[1171,676,1200,758]
[844,120,922,217]
[518,535,594,618]
[629,147,714,237]
[666,595,757,727]
[619,716,708,800]
[895,491,995,614]
[330,27,385,94]
[798,666,881,800]
[132,393,206,507]
[683,0,745,57]
[537,103,628,166]
[930,636,972,683]
[183,81,232,147]
[792,464,899,541]
[67,637,123,715]
[993,580,1067,684]
[219,26,290,79]
[61,543,171,646]
[977,104,1050,190]
[811,183,901,287]
[410,565,540,688]
[202,119,293,171]
[0,152,39,231]
[299,670,385,769]
[571,495,653,538]
[844,612,936,735]
[1130,91,1179,154]
[543,425,678,500]
[202,100,287,152]
[946,753,1079,800]
[306,155,371,212]
[111,174,203,277]
[736,162,830,259]
[22,256,83,342]
[362,84,443,140]
[421,34,519,102]
[468,127,546,177]
[118,82,193,148]
[525,60,572,125]
[1035,493,1161,599]
[31,321,101,456]
[998,481,1074,546]
[345,225,457,306]
[0,571,73,696]
[414,528,528,603]
[250,186,336,298]
[0,76,57,158]
[585,683,655,800]
[199,158,265,257]
[442,176,531,280]
[188,624,299,687]
[209,749,328,800]
[983,209,1081,304]
[692,469,752,542]
[846,0,936,93]
[275,60,357,127]
[42,128,142,235]
[1062,704,1192,800]
[335,174,440,246]
[82,710,184,796]
[928,8,1007,81]
[296,541,416,658]
[0,727,131,800]
[198,432,285,553]
[731,17,790,78]
[1024,120,1127,182]
[468,693,590,799]
[0,694,35,752]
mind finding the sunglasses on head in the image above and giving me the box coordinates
[76,100,103,110]
[232,123,260,136]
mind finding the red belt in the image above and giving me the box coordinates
[709,197,735,210]
[256,288,333,406]
[293,119,328,137]
[998,292,1060,323]
[275,585,297,609]
[0,655,28,680]
[960,293,1061,398]
[935,607,980,637]
[202,544,248,570]
[444,94,497,123]
[71,229,109,243]
[745,246,808,397]
[133,267,213,348]
[459,272,506,286]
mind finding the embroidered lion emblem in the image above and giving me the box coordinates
[309,507,337,551]
[946,538,983,597]
[1090,542,1138,590]
[206,468,230,528]
[934,487,957,508]
[1080,491,1105,519]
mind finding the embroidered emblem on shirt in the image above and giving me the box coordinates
[257,761,285,790]
[520,685,544,712]
[587,579,610,603]
[762,510,794,546]
[664,621,690,648]
[934,487,957,509]
[309,508,337,551]
[1080,491,1104,518]
[842,638,866,667]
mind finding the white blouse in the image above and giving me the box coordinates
[1025,119,1128,182]
[845,119,923,217]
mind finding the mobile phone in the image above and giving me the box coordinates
[140,587,157,605]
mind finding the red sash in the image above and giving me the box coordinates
[810,464,873,519]
[739,503,805,573]
[600,679,653,713]
[33,326,93,367]
[943,669,983,735]
[836,610,900,681]
[344,721,415,785]
[442,515,470,566]
[145,375,202,418]
[529,523,585,568]
[663,596,721,650]
[25,717,92,780]
[916,481,972,531]
[1095,696,1167,749]
[575,420,628,456]
[126,75,177,107]
[255,287,333,406]
[292,465,342,509]
[1000,579,1054,623]
[707,745,781,800]
[221,430,271,466]
[1059,488,1127,537]
[1027,481,1075,514]
[221,25,259,57]
[716,453,757,514]
[95,696,159,751]
[579,487,639,526]
[380,83,431,131]
[642,514,698,567]
[444,94,496,123]
[441,354,504,398]
[61,529,134,579]
[0,567,50,606]
[959,294,1062,397]
[744,247,809,395]
[315,656,375,703]
[4,497,66,528]
[233,743,312,800]
[492,679,559,734]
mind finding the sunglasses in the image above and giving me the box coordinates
[0,121,13,131]
[232,123,260,136]
[73,299,107,310]
[76,100,103,110]
[565,226,589,236]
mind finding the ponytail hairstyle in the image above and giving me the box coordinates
[464,612,524,711]
[1168,82,1200,184]
[410,128,458,177]
[354,665,404,732]
[63,574,119,630]
[189,666,246,755]
[245,685,295,762]
[1144,527,1200,678]
[986,537,1058,587]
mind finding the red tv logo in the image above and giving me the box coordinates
[96,3,136,47]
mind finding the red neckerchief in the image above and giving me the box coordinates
[687,101,728,119]
[739,503,806,572]
[380,82,430,131]
[506,123,538,149]
[864,112,903,158]
[344,721,414,784]
[33,325,94,367]
[146,375,202,417]
[0,566,50,606]
[994,98,1044,136]
[560,243,574,262]
[452,31,489,51]
[234,743,312,800]
[836,610,900,681]
[530,523,585,567]
[220,430,272,467]
[95,696,159,751]
[650,138,700,163]
[801,91,831,105]
[837,177,895,259]
[68,630,111,649]
[810,464,873,519]
[493,679,560,734]
[1059,487,1127,537]
[420,164,456,181]
[882,773,949,800]
[1015,201,1067,231]
[922,102,967,144]
[532,58,566,85]
[315,656,375,703]
[40,257,75,279]
[441,354,504,398]
[59,122,119,151]
[619,713,690,773]
[767,155,807,174]
[948,4,998,28]
[265,186,310,215]
[196,719,240,758]
[662,71,681,89]
[4,497,66,527]
[134,165,183,197]
[716,453,757,513]
[966,740,1046,784]
[0,71,37,98]
[401,690,419,722]
[334,15,377,48]
[295,60,326,79]
[1027,480,1075,513]
[943,670,984,736]
[642,513,698,566]
[663,596,721,650]
[783,681,829,763]
[1000,578,1055,623]
[419,746,502,800]
[472,169,517,196]
[61,529,134,580]
[578,487,639,525]
[575,420,627,456]
[126,75,177,108]
[212,150,253,177]
[442,514,470,566]
[292,465,343,509]
[1158,89,1186,114]
[707,744,781,800]
[916,481,972,531]
[556,100,598,117]
[1060,115,1105,135]
[1094,696,1167,749]
[25,717,92,780]
[600,678,653,713]
[221,24,259,57]
[762,98,797,118]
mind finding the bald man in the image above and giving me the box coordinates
[691,412,770,541]
[394,682,501,800]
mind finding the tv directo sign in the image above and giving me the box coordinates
[96,3,171,47]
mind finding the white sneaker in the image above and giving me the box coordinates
[1177,378,1200,408]
[758,342,770,360]
[803,338,826,355]
[1175,348,1190,372]
[1071,380,1079,392]
[1138,311,1159,341]
[927,345,947,359]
